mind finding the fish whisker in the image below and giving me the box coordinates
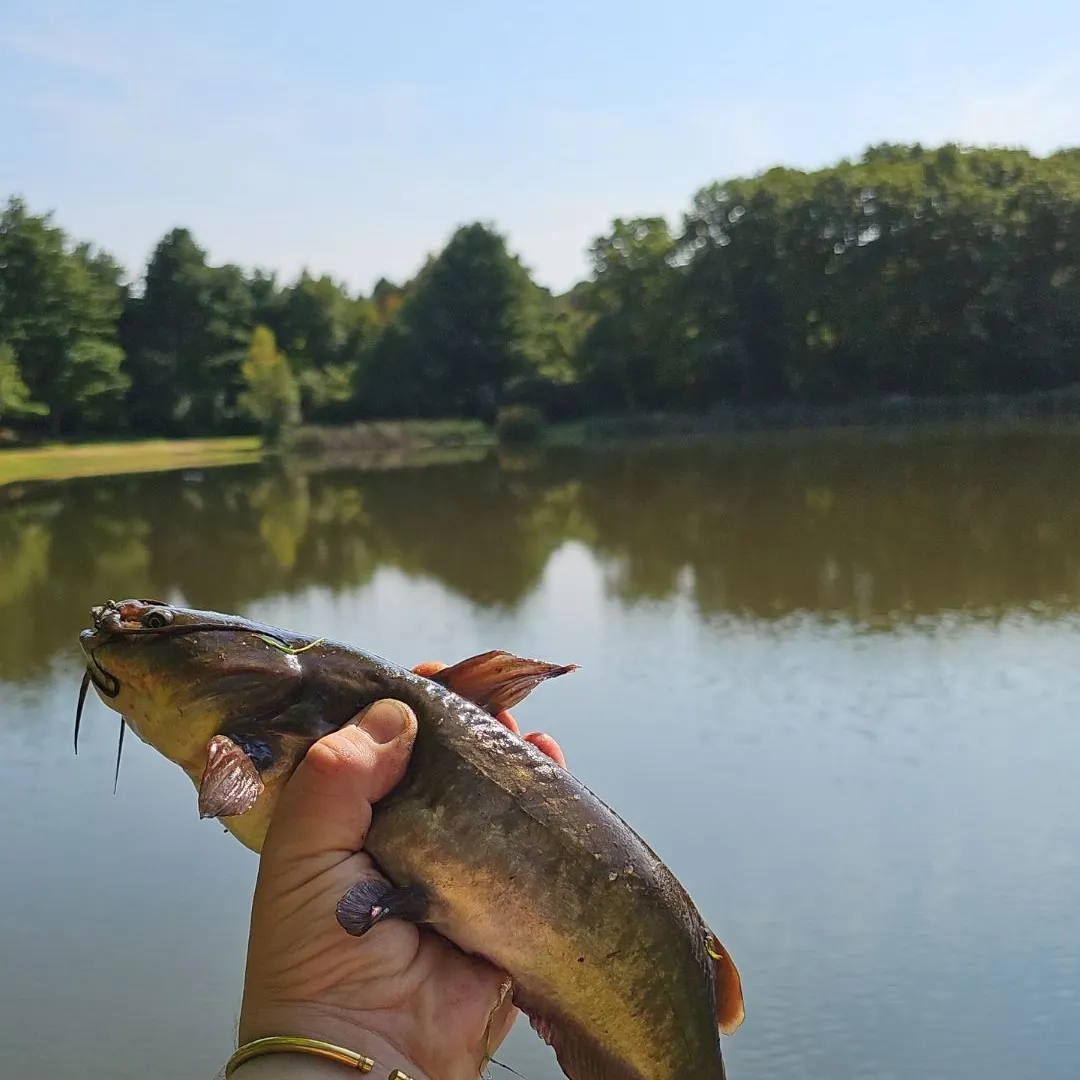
[75,669,91,756]
[113,716,126,795]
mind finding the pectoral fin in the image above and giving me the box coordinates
[197,716,315,821]
[431,650,578,714]
[198,734,265,819]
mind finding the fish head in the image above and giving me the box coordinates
[78,598,306,773]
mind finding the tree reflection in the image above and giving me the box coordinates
[4,431,1080,683]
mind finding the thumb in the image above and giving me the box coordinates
[262,699,418,866]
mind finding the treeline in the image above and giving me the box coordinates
[3,142,1080,441]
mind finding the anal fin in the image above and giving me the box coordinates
[432,650,578,714]
[512,993,643,1080]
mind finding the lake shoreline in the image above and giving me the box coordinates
[7,391,1080,488]
[552,384,1080,443]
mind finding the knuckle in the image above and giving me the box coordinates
[304,729,367,778]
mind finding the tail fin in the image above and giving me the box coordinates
[706,931,745,1035]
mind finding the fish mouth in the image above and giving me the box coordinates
[79,628,121,698]
[86,661,120,698]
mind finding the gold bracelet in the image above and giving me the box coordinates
[225,1036,379,1076]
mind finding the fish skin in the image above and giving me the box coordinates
[78,599,741,1080]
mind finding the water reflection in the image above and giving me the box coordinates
[4,430,1080,683]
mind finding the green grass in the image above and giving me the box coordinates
[0,436,264,487]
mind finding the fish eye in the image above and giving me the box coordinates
[141,608,173,629]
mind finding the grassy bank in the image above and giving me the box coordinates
[290,419,495,469]
[0,436,264,487]
[546,387,1080,445]
[9,394,1080,490]
[0,421,494,487]
[302,389,1080,459]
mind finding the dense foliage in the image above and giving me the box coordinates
[3,143,1080,439]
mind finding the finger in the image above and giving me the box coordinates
[494,709,520,735]
[262,699,417,865]
[523,732,566,768]
[412,660,448,677]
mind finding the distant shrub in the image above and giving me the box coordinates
[288,428,327,457]
[495,404,545,445]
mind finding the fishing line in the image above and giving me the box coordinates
[487,1058,530,1079]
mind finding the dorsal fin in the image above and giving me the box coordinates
[430,650,578,714]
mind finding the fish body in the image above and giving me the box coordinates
[78,599,743,1080]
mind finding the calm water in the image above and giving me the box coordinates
[2,432,1079,1080]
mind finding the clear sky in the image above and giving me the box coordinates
[4,0,1079,294]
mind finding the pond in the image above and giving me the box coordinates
[1,430,1078,1079]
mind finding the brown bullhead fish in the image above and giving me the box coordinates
[77,598,744,1080]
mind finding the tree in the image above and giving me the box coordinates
[371,278,404,323]
[256,271,378,424]
[0,198,129,435]
[359,223,555,421]
[0,342,46,422]
[120,228,253,435]
[575,217,687,412]
[6,141,1080,440]
[676,144,1080,405]
[239,325,301,447]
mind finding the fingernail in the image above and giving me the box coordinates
[358,699,412,744]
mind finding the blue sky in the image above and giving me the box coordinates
[3,0,1079,294]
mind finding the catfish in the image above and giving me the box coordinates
[77,598,744,1080]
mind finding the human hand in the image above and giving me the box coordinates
[234,661,566,1080]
